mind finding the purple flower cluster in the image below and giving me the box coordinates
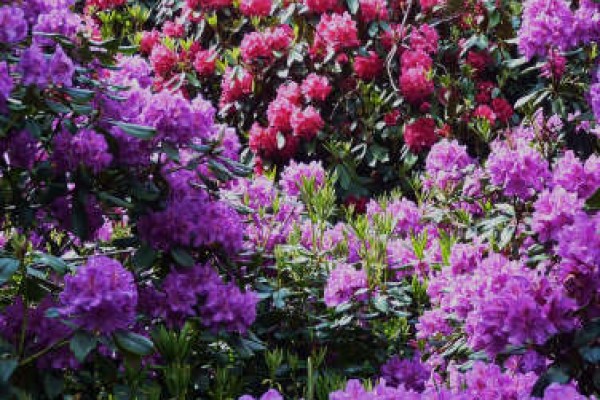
[518,0,576,59]
[0,297,78,370]
[280,160,326,196]
[140,264,258,333]
[532,187,583,242]
[0,61,12,106]
[138,193,244,254]
[367,198,423,236]
[327,362,588,399]
[50,194,107,241]
[0,129,38,170]
[380,355,430,392]
[16,44,75,89]
[59,256,138,334]
[555,213,600,312]
[52,128,112,174]
[324,263,368,307]
[0,5,28,44]
[590,68,600,123]
[552,150,600,199]
[33,9,82,47]
[486,138,550,199]
[421,253,577,357]
[330,379,420,399]
[239,389,283,400]
[424,139,474,191]
[228,176,304,251]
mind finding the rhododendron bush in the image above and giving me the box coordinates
[0,0,599,398]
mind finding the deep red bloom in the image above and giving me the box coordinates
[404,117,438,153]
[473,104,497,125]
[491,98,513,124]
[400,67,434,105]
[354,51,383,80]
[384,109,401,126]
[140,30,160,55]
[193,49,217,77]
[150,44,177,77]
[162,21,185,38]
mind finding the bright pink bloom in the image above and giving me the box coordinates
[187,0,232,9]
[301,73,331,101]
[291,106,324,139]
[193,49,217,76]
[240,0,272,16]
[277,82,303,105]
[267,98,297,132]
[354,51,384,80]
[401,49,432,70]
[139,30,160,55]
[241,32,271,63]
[473,104,497,125]
[305,0,339,13]
[409,23,438,54]
[419,0,444,11]
[400,67,434,105]
[150,44,177,76]
[313,12,359,53]
[162,21,185,38]
[359,0,388,22]
[220,67,253,106]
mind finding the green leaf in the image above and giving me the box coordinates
[574,319,600,347]
[514,88,544,109]
[585,188,600,211]
[97,192,134,209]
[0,359,18,383]
[43,373,64,399]
[373,296,388,313]
[531,365,571,397]
[133,245,157,270]
[71,200,89,241]
[276,131,286,150]
[70,331,97,363]
[114,331,154,356]
[45,100,71,114]
[0,258,19,285]
[579,346,600,363]
[110,121,156,140]
[346,0,359,14]
[63,87,95,103]
[170,248,195,268]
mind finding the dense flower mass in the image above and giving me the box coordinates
[324,263,368,307]
[59,256,137,334]
[2,0,600,397]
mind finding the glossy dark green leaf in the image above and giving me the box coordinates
[133,245,157,270]
[114,331,154,356]
[70,331,97,363]
[0,258,19,285]
[110,121,156,140]
[0,359,17,383]
[170,248,195,268]
[585,188,600,211]
[346,0,359,14]
[531,365,570,397]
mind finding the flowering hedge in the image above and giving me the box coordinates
[0,0,599,399]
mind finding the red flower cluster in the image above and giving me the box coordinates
[241,26,294,64]
[404,117,438,153]
[354,51,384,81]
[400,24,438,105]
